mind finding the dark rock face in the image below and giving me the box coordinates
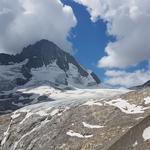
[0,39,100,91]
[0,54,16,65]
[143,80,150,87]
[18,40,89,77]
[91,72,101,84]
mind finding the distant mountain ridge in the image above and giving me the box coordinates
[130,80,150,90]
[0,39,100,91]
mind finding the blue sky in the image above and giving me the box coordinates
[62,0,149,87]
[62,0,112,82]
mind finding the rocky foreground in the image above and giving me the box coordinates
[0,87,150,150]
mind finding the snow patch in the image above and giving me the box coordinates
[50,109,59,116]
[66,130,93,138]
[1,121,12,145]
[19,112,33,125]
[133,141,138,147]
[143,126,150,141]
[36,110,49,116]
[11,113,20,119]
[82,122,104,129]
[82,100,102,106]
[135,117,144,120]
[144,97,150,105]
[106,98,144,114]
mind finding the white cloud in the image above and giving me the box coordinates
[0,0,77,54]
[104,65,150,87]
[74,0,150,68]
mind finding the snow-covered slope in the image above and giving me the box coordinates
[0,39,100,91]
[0,60,29,91]
[29,61,98,88]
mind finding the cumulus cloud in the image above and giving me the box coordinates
[104,62,150,87]
[75,0,150,68]
[0,0,77,54]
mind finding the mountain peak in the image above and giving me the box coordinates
[130,80,150,90]
[28,39,60,52]
[20,39,63,59]
[35,39,57,46]
[0,40,100,91]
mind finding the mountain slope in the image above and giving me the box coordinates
[0,39,100,91]
[0,87,150,150]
